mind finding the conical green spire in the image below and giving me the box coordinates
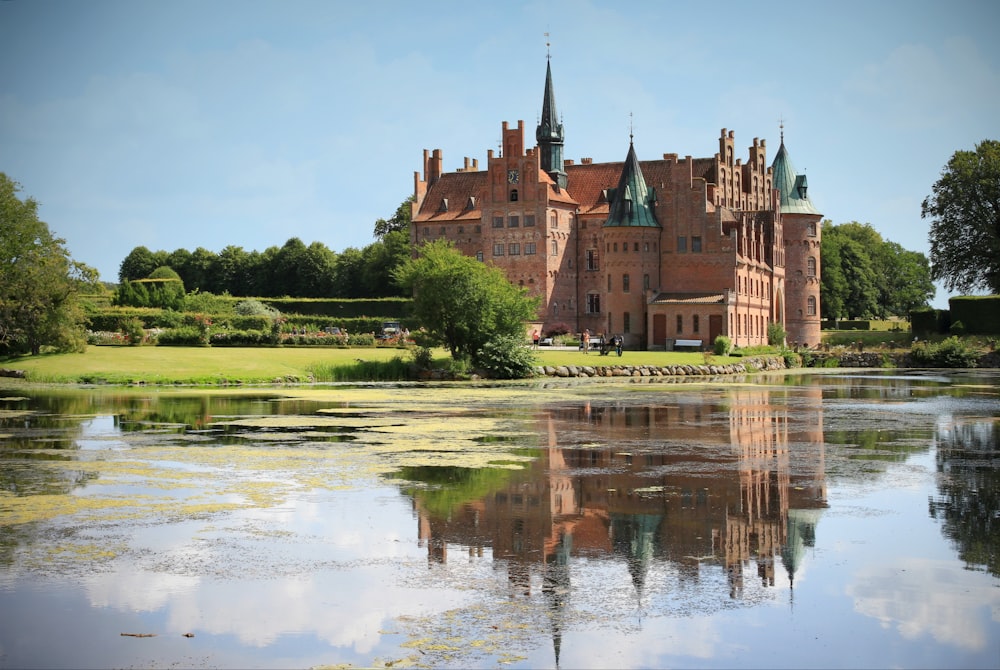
[771,140,820,215]
[604,140,660,227]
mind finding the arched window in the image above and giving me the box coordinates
[807,295,817,316]
[510,189,518,202]
[807,257,816,276]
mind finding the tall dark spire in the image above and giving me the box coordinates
[604,138,660,228]
[536,56,567,189]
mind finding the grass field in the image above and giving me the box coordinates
[1,345,738,385]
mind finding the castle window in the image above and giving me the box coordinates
[493,243,504,257]
[676,314,683,333]
[807,295,817,316]
[693,315,700,333]
[677,236,687,253]
[551,213,558,228]
[510,189,518,202]
[493,216,504,228]
[623,312,631,334]
[551,240,558,256]
[525,242,536,255]
[525,214,536,227]
[643,273,650,290]
[586,249,599,270]
[509,215,519,228]
[509,243,520,255]
[644,242,649,252]
[808,222,817,237]
[587,293,601,314]
[692,236,702,253]
[622,242,628,254]
[808,257,817,276]
[622,274,630,293]
[613,242,618,252]
[607,274,612,292]
[634,242,639,252]
[476,251,484,262]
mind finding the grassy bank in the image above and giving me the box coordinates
[1,345,739,385]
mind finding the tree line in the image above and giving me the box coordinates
[118,198,414,299]
[820,221,935,320]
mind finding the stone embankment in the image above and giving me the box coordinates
[533,356,788,378]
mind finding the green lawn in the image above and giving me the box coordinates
[1,346,415,384]
[1,345,743,385]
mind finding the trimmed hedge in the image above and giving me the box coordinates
[949,296,1000,334]
[258,298,411,318]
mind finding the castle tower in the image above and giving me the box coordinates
[771,133,822,348]
[536,58,567,189]
[601,139,661,344]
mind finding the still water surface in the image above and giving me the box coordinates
[0,371,998,669]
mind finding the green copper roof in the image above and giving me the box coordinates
[771,141,821,215]
[603,141,660,228]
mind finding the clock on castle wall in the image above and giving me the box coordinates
[507,169,519,184]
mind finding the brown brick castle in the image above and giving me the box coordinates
[411,58,822,349]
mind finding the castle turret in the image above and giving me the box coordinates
[771,134,822,348]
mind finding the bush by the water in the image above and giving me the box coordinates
[910,336,979,368]
[473,334,537,379]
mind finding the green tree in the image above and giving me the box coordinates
[393,240,539,365]
[878,242,935,317]
[821,221,932,319]
[119,246,163,282]
[373,196,414,239]
[923,139,1000,294]
[331,246,365,298]
[0,173,96,355]
[361,229,411,297]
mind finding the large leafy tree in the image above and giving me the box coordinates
[821,220,933,319]
[119,246,165,282]
[0,173,97,355]
[393,240,539,362]
[373,196,414,239]
[922,139,1000,294]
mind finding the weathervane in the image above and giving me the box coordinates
[545,31,551,59]
[778,115,785,143]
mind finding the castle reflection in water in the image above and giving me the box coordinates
[411,387,828,601]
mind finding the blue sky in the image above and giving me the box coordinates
[2,0,998,307]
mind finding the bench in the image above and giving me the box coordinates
[673,339,704,350]
[539,337,554,346]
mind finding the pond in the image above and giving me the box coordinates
[0,370,998,669]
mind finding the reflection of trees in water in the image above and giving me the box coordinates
[929,419,999,577]
[0,396,98,497]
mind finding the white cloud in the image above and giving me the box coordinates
[848,557,1000,651]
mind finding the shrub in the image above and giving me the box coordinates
[411,347,434,371]
[910,336,978,368]
[767,321,786,346]
[121,317,146,346]
[950,320,966,335]
[546,322,571,337]
[351,332,376,347]
[234,299,280,317]
[713,335,732,356]
[156,326,205,346]
[209,330,270,346]
[473,334,537,379]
